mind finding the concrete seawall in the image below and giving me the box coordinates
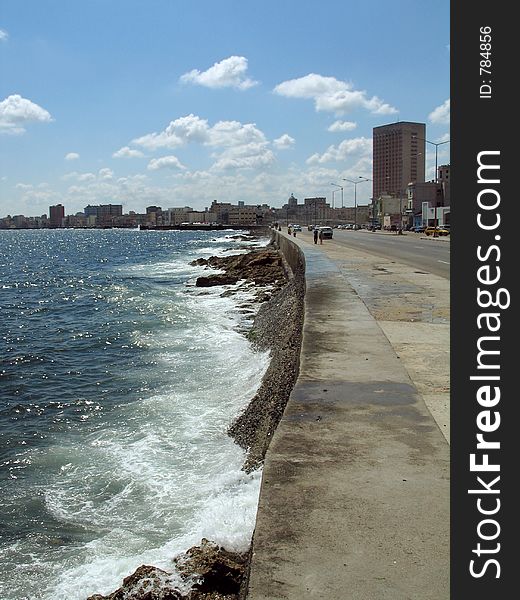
[245,231,450,599]
[270,230,305,275]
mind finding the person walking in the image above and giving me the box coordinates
[318,228,324,244]
[313,228,319,244]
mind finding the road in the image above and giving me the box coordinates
[299,229,450,278]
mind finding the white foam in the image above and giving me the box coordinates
[2,231,272,600]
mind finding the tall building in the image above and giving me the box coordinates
[372,121,426,200]
[49,204,65,227]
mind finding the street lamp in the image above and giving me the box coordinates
[343,177,371,229]
[330,182,343,208]
[412,137,450,184]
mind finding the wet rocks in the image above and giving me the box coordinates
[175,538,249,598]
[86,540,248,600]
[191,248,287,292]
[86,565,182,600]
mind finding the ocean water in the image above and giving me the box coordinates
[0,228,271,600]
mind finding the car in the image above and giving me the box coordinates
[318,226,333,239]
[291,224,302,232]
[425,226,449,236]
[411,225,426,233]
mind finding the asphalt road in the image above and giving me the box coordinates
[300,229,450,279]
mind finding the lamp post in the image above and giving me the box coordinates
[343,177,371,229]
[330,182,343,208]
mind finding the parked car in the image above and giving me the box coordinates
[318,226,333,239]
[411,225,426,233]
[425,226,450,236]
[291,224,302,232]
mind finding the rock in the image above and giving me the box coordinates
[86,540,249,600]
[86,565,182,600]
[175,539,249,598]
[190,248,286,293]
[195,275,240,287]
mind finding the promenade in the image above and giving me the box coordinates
[245,230,450,599]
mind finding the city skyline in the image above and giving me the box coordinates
[1,1,450,217]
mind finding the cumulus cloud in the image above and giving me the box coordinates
[147,155,187,171]
[132,114,210,150]
[180,56,258,90]
[131,114,274,172]
[112,146,144,158]
[274,73,397,116]
[328,120,357,132]
[306,137,372,165]
[273,134,295,149]
[210,143,275,172]
[65,152,80,161]
[0,94,53,134]
[428,99,450,125]
[99,168,114,180]
[0,29,8,42]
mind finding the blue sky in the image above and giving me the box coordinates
[0,0,450,217]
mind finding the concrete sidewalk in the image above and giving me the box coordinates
[245,232,449,599]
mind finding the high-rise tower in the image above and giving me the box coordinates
[49,204,65,228]
[372,122,426,200]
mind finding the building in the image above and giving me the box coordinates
[83,204,123,226]
[372,121,426,201]
[437,164,450,206]
[406,182,442,227]
[49,204,65,227]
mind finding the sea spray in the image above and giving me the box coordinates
[0,229,271,600]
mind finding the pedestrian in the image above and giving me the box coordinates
[288,225,292,235]
[313,228,319,244]
[319,228,324,244]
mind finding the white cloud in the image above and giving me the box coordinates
[99,168,114,180]
[78,173,96,182]
[0,94,53,134]
[112,146,144,158]
[273,134,295,149]
[62,171,96,182]
[274,73,397,116]
[207,120,266,148]
[0,29,8,42]
[132,114,210,150]
[147,155,187,171]
[210,143,275,172]
[131,114,274,172]
[428,99,450,125]
[274,73,345,99]
[328,120,357,132]
[180,56,258,90]
[306,137,372,165]
[65,152,80,161]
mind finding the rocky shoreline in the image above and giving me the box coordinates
[86,231,305,600]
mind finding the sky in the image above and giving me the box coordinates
[0,0,450,217]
